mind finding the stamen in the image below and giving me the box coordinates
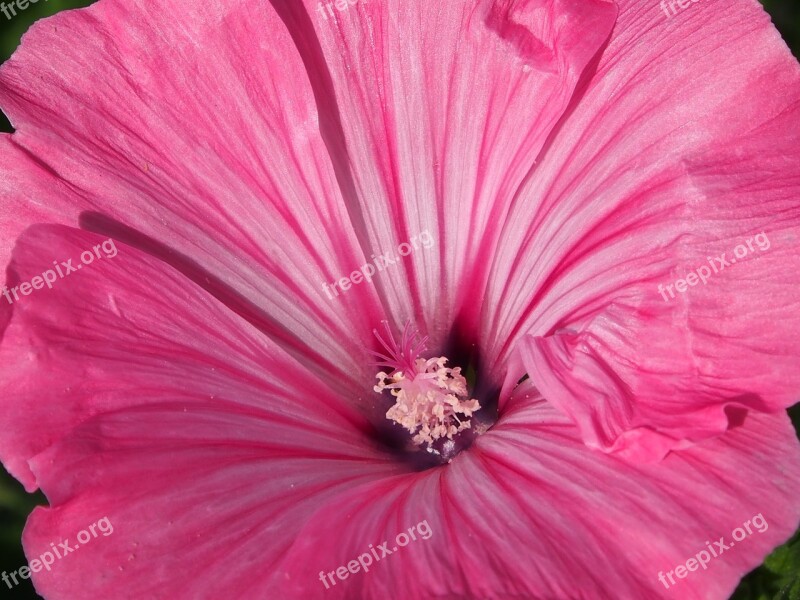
[372,322,481,451]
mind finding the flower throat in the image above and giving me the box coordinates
[372,322,481,462]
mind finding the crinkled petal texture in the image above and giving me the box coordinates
[0,0,799,599]
[0,0,392,395]
[488,0,800,460]
[6,237,800,600]
[0,0,619,369]
[2,226,406,598]
[275,385,800,599]
[284,0,617,344]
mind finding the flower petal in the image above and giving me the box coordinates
[482,0,800,455]
[0,0,388,380]
[281,0,616,346]
[0,136,84,333]
[22,401,402,599]
[272,384,800,599]
[0,225,383,490]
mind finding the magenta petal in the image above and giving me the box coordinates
[0,0,388,377]
[0,225,381,491]
[269,385,800,599]
[512,272,800,461]
[1,0,798,598]
[509,168,800,460]
[478,0,800,455]
[483,0,800,368]
[0,226,405,598]
[283,0,617,340]
[21,401,403,599]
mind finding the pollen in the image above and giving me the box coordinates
[371,322,480,450]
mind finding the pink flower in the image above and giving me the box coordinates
[1,0,799,598]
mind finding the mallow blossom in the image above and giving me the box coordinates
[0,0,799,598]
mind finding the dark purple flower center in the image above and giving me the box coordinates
[370,321,495,466]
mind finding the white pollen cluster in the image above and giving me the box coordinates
[374,356,480,448]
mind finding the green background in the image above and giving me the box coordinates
[1,1,799,598]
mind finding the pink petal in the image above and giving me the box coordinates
[23,402,402,599]
[0,0,388,380]
[272,384,800,599]
[0,136,83,327]
[480,0,800,455]
[0,225,383,491]
[283,0,616,348]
